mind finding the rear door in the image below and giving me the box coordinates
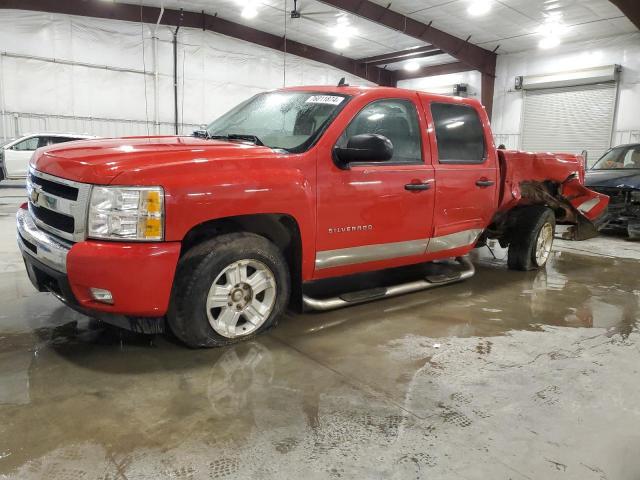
[315,93,435,278]
[420,97,498,255]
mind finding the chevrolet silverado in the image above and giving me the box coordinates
[17,85,608,347]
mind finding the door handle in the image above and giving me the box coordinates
[475,179,495,187]
[405,182,432,191]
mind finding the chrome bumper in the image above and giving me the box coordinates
[16,207,71,273]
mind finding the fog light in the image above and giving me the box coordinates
[90,288,113,304]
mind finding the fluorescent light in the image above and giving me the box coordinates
[241,5,258,19]
[333,37,350,49]
[329,16,356,50]
[404,61,420,72]
[468,0,491,16]
[446,121,465,129]
[539,35,560,49]
[537,15,565,49]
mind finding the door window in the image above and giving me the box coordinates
[336,99,422,165]
[11,137,39,151]
[431,103,486,164]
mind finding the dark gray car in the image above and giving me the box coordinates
[585,144,640,239]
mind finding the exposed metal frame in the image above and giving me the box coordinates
[358,46,444,66]
[394,61,473,81]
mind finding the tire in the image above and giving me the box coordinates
[167,233,290,348]
[507,206,556,271]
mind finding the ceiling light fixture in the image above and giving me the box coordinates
[329,16,357,51]
[404,61,420,72]
[333,37,350,49]
[537,15,566,49]
[467,0,491,16]
[538,35,560,49]
[241,5,258,19]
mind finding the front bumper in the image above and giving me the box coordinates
[17,206,182,331]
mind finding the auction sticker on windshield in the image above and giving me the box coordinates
[305,95,344,105]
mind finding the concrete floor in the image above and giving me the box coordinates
[1,182,639,479]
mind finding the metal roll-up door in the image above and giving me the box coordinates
[521,83,616,166]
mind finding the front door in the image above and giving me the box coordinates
[315,95,435,278]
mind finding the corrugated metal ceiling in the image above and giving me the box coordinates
[136,0,636,62]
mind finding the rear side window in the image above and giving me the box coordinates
[431,103,486,164]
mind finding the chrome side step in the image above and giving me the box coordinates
[302,256,475,312]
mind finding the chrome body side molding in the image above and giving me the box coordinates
[425,229,483,253]
[315,228,483,270]
[316,238,429,270]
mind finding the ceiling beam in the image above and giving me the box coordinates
[609,0,640,30]
[0,0,396,86]
[395,62,472,81]
[358,46,444,66]
[317,0,496,76]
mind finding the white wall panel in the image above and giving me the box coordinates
[0,9,374,140]
[490,33,640,153]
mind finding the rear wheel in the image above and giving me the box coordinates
[507,206,556,271]
[168,233,290,348]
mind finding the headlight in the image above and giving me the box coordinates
[88,186,164,241]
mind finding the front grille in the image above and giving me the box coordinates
[27,169,91,242]
[30,173,78,201]
[30,203,75,234]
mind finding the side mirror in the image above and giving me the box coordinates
[334,133,393,167]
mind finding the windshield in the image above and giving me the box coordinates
[206,91,350,152]
[592,145,640,170]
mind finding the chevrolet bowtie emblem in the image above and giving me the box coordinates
[30,185,41,204]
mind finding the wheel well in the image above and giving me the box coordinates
[180,214,303,311]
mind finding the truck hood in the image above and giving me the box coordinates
[585,169,640,190]
[32,136,278,184]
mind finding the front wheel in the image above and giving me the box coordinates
[507,206,556,271]
[168,233,290,348]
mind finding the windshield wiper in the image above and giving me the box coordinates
[205,133,265,146]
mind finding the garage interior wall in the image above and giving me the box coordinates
[398,33,639,157]
[0,10,373,140]
[491,32,640,153]
[397,71,482,100]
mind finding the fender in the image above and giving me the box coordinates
[114,152,317,279]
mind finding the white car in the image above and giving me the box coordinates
[0,133,97,180]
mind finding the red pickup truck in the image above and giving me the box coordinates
[17,85,608,347]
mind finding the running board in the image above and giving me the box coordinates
[302,256,475,312]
